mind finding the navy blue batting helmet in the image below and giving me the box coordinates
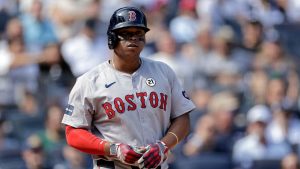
[107,7,150,49]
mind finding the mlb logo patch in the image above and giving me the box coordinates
[65,104,74,115]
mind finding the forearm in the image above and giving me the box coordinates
[65,125,110,155]
[10,53,41,69]
[161,113,190,149]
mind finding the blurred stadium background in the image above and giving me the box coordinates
[0,0,300,169]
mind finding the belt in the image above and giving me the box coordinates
[96,159,161,169]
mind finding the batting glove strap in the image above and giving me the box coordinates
[156,140,169,155]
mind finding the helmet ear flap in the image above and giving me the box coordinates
[108,31,118,49]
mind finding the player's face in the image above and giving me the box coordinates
[115,27,146,57]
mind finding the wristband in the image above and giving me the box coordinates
[168,131,179,145]
[109,143,118,156]
[157,140,169,154]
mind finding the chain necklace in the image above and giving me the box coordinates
[111,58,116,69]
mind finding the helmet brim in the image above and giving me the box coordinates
[111,23,150,32]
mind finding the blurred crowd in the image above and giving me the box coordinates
[0,0,300,169]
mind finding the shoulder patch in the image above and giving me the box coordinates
[65,104,74,115]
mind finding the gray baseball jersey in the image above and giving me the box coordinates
[62,57,195,169]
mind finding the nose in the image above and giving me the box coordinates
[128,35,139,41]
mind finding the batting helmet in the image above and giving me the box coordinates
[107,6,150,49]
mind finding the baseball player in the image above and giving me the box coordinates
[62,6,195,169]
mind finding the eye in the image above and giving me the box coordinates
[136,33,145,37]
[118,32,127,37]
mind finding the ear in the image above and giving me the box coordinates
[108,31,118,49]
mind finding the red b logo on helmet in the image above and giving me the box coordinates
[128,11,136,21]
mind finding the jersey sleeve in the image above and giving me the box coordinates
[61,76,94,129]
[167,65,195,119]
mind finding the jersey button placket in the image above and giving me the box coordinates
[119,72,134,90]
[132,73,140,90]
[132,74,146,145]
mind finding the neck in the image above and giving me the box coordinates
[111,55,141,74]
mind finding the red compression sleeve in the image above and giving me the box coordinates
[65,125,108,155]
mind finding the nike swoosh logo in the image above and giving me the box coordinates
[105,82,116,88]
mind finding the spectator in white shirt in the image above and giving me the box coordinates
[61,17,110,77]
[233,105,291,169]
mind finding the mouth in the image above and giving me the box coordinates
[127,43,138,48]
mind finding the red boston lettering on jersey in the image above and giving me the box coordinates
[102,102,115,119]
[101,91,168,119]
[136,92,147,108]
[159,93,168,111]
[149,92,159,108]
[114,97,125,113]
[125,94,136,111]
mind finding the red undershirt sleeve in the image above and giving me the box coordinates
[65,125,108,155]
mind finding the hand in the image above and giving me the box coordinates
[138,141,168,169]
[112,143,146,165]
[41,44,60,64]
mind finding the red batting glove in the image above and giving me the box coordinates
[138,141,169,169]
[111,143,145,165]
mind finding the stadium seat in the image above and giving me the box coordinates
[252,159,281,169]
[174,153,232,169]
